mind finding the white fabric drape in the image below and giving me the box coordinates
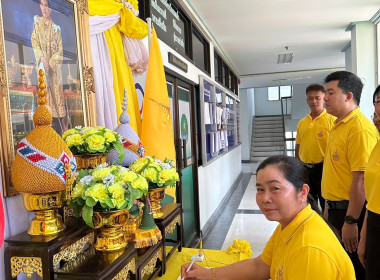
[89,14,120,129]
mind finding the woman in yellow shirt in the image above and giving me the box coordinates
[358,85,380,280]
[182,155,355,280]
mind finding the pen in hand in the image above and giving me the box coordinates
[181,260,195,280]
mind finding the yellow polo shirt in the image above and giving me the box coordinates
[365,141,380,214]
[296,109,335,163]
[321,108,378,201]
[261,205,355,280]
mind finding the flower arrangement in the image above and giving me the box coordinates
[68,164,148,228]
[129,156,179,189]
[62,126,124,162]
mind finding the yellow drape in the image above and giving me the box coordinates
[89,0,148,135]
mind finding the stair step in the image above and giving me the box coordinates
[252,146,285,152]
[252,141,285,147]
[253,127,283,134]
[253,132,284,138]
[254,116,283,121]
[251,151,285,157]
[252,137,283,142]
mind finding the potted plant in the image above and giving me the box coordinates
[68,164,148,251]
[62,126,125,170]
[129,156,179,217]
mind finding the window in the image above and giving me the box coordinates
[268,86,292,100]
[192,28,210,74]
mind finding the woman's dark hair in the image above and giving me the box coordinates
[373,85,380,106]
[256,155,320,215]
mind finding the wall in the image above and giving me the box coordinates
[350,22,377,120]
[254,87,284,116]
[197,146,242,228]
[240,88,255,161]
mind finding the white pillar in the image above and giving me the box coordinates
[346,22,376,120]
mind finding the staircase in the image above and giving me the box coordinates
[250,115,286,162]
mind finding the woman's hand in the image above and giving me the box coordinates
[181,263,213,280]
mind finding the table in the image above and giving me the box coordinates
[154,247,241,280]
[154,203,182,274]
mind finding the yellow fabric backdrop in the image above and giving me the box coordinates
[89,0,148,135]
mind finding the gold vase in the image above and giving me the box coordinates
[22,191,66,236]
[123,201,144,241]
[92,209,129,251]
[74,153,108,170]
[147,187,166,218]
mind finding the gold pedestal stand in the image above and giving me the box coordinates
[93,209,129,251]
[22,191,66,236]
[147,187,165,218]
[74,153,108,170]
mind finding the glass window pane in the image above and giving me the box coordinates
[280,86,292,98]
[192,33,206,71]
[268,87,279,100]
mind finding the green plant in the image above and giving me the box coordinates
[129,156,179,189]
[68,164,148,228]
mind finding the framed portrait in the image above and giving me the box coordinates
[0,0,97,197]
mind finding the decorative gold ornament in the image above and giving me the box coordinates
[53,231,95,269]
[147,187,166,218]
[165,215,181,235]
[11,256,43,278]
[93,209,129,251]
[112,258,135,280]
[74,153,108,170]
[22,191,66,236]
[140,247,162,279]
[123,201,144,241]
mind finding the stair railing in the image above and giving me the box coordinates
[280,97,295,156]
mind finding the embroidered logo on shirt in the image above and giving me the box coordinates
[277,264,284,280]
[333,150,339,161]
[318,131,323,138]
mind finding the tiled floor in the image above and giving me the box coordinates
[203,163,278,258]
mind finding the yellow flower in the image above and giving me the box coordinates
[149,162,163,171]
[108,184,126,208]
[104,130,116,143]
[81,127,97,138]
[141,167,159,183]
[129,158,149,173]
[131,176,148,192]
[71,182,85,198]
[84,183,108,203]
[86,134,105,151]
[66,134,84,147]
[92,167,111,180]
[158,169,172,185]
[227,239,252,260]
[117,170,138,183]
[62,128,78,140]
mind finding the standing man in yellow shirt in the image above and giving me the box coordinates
[295,84,335,211]
[322,71,378,280]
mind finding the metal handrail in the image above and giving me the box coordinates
[280,97,294,155]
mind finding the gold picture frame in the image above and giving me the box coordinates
[0,0,96,197]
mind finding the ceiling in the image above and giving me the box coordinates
[179,0,379,89]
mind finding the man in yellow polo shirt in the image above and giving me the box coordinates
[322,71,378,280]
[296,84,335,211]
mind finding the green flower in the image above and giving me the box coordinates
[108,183,126,208]
[65,134,84,147]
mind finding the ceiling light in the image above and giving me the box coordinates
[277,53,294,64]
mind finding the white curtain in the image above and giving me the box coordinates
[89,14,120,129]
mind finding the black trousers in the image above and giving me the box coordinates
[366,210,380,280]
[305,162,325,211]
[328,208,366,280]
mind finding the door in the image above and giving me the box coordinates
[165,74,200,246]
